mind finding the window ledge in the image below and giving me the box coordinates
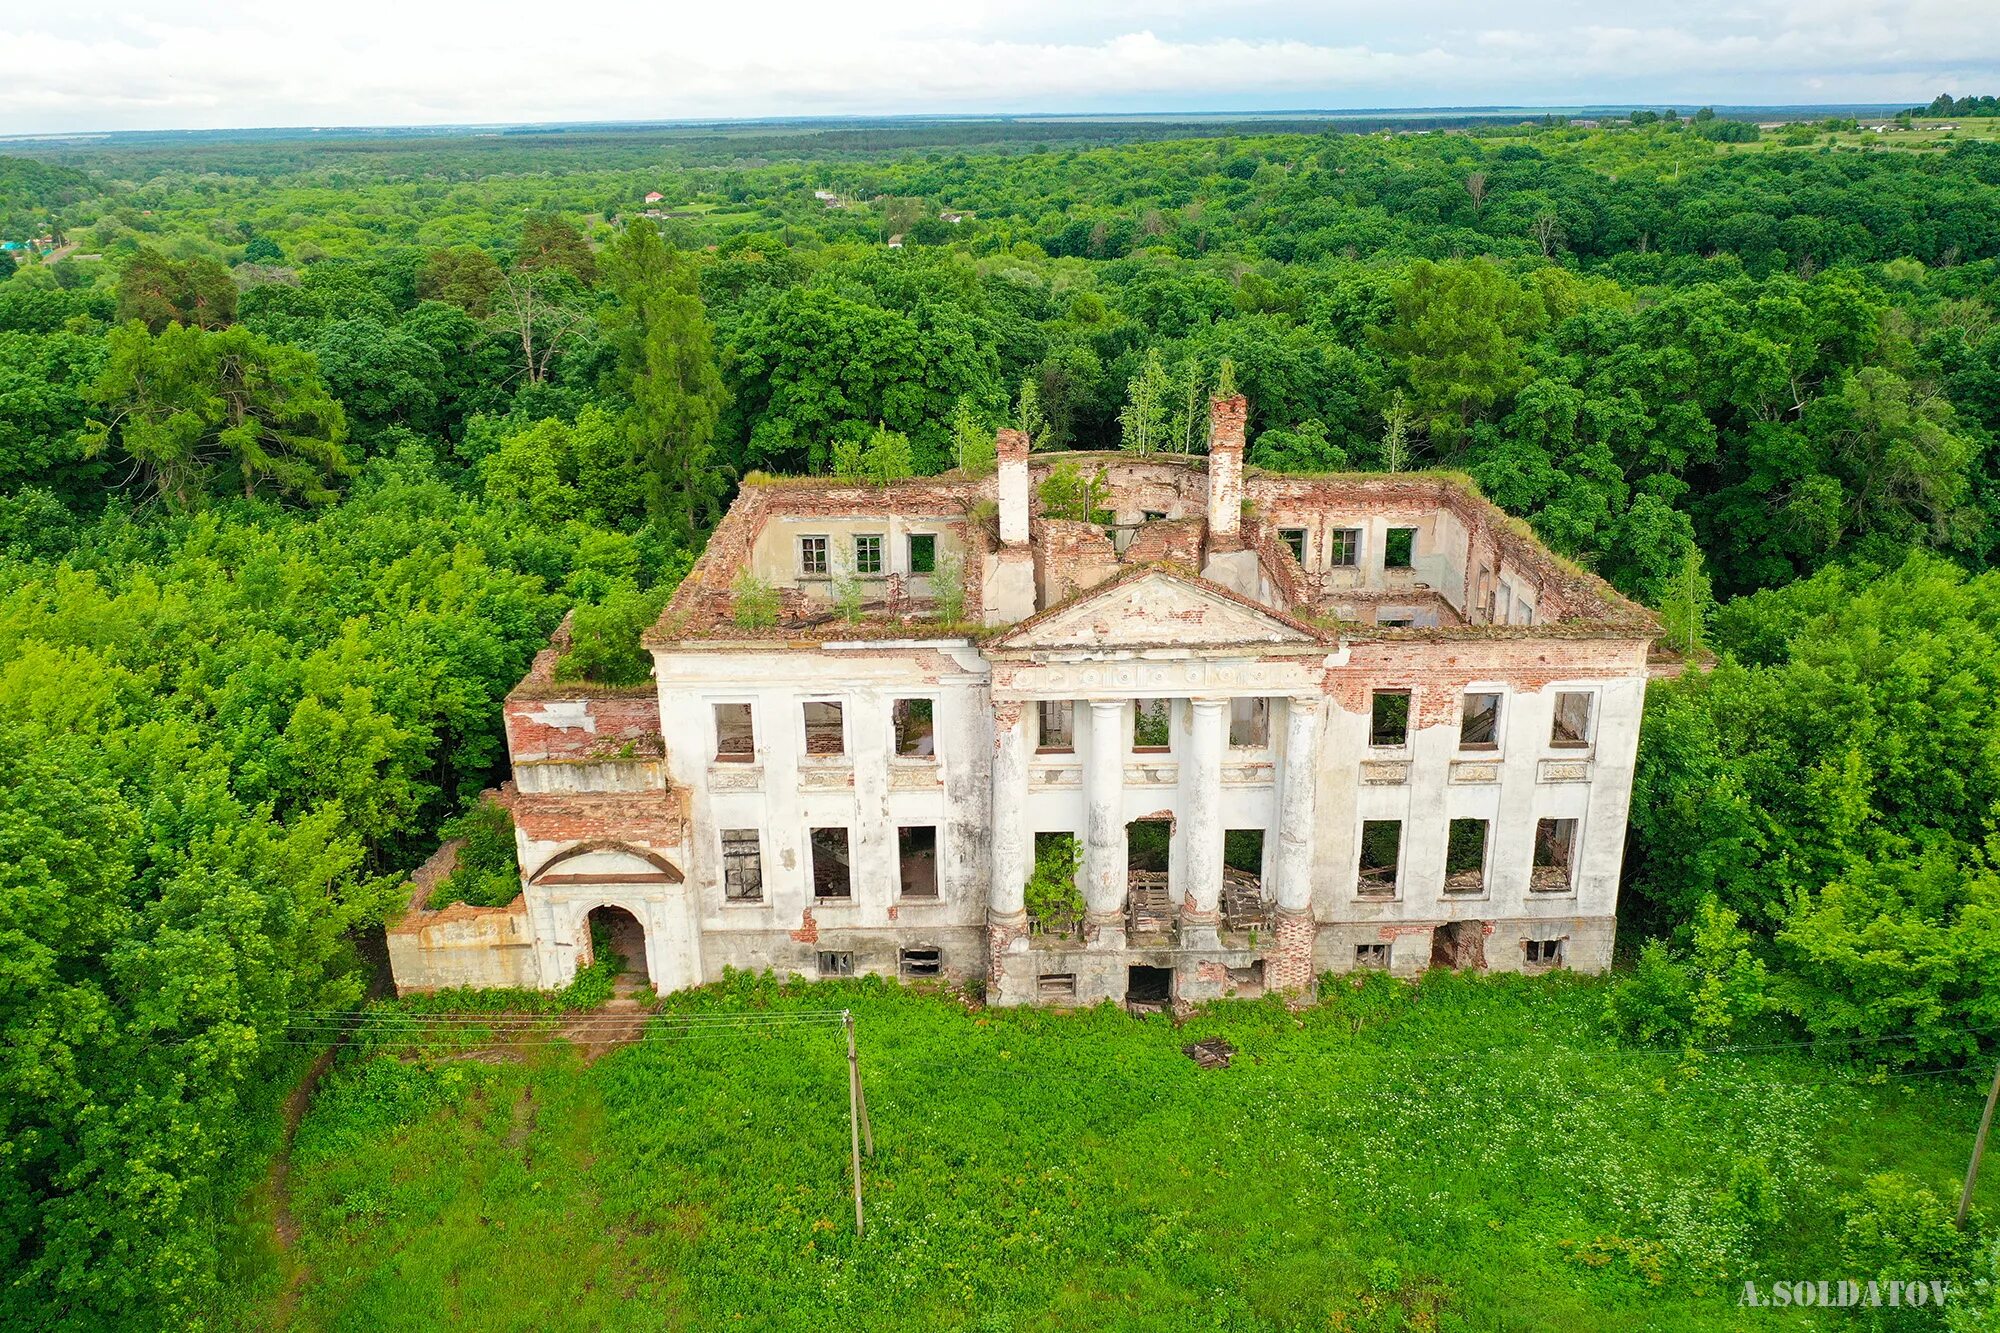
[1458,742,1500,753]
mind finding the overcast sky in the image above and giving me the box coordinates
[4,1,1997,136]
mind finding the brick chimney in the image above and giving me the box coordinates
[1205,394,1247,544]
[995,427,1030,546]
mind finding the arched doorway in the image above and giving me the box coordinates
[583,904,651,990]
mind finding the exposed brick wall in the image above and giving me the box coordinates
[1121,517,1204,569]
[1247,520,1313,612]
[1037,519,1121,604]
[502,784,687,850]
[1267,908,1317,994]
[505,691,664,764]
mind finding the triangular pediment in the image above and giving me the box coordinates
[995,570,1319,652]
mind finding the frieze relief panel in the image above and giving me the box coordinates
[1449,761,1500,784]
[1359,760,1410,785]
[708,765,764,791]
[998,655,1327,699]
[889,764,944,791]
[1537,759,1592,783]
[1222,761,1276,786]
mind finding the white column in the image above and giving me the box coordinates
[1273,695,1322,912]
[1082,699,1127,942]
[1182,698,1227,945]
[989,701,1030,917]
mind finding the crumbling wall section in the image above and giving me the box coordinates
[1120,517,1205,570]
[1036,519,1120,605]
[386,840,540,993]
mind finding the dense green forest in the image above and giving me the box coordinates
[4,113,2000,1327]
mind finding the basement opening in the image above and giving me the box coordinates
[1430,919,1488,971]
[1126,965,1173,1013]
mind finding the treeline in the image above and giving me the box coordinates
[1915,93,2000,118]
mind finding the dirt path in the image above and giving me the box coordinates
[264,1044,339,1327]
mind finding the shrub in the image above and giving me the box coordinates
[930,546,967,623]
[731,571,779,628]
[554,580,673,685]
[1609,897,1768,1052]
[435,799,521,908]
[1025,834,1084,937]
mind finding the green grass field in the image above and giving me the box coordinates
[222,972,1998,1332]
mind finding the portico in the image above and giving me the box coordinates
[981,566,1336,1006]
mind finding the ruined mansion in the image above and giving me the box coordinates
[389,395,1663,1008]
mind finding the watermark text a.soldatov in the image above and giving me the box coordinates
[1740,1279,1951,1309]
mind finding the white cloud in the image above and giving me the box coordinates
[0,0,1995,133]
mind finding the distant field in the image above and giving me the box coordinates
[218,973,1998,1332]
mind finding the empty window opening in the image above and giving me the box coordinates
[1278,527,1307,563]
[1444,819,1488,894]
[1029,832,1083,936]
[810,827,852,900]
[1370,690,1411,747]
[714,703,755,762]
[1358,820,1402,896]
[798,534,829,577]
[1532,818,1578,891]
[897,825,938,898]
[1126,965,1173,1010]
[853,534,884,576]
[1460,692,1502,749]
[899,947,942,979]
[721,829,764,902]
[1552,692,1593,748]
[1223,829,1267,930]
[1038,972,1078,1002]
[1430,919,1488,970]
[1132,698,1172,752]
[1126,819,1173,936]
[584,905,649,985]
[817,949,855,977]
[1037,700,1075,752]
[1378,617,1414,629]
[1525,938,1566,969]
[1224,829,1265,879]
[1384,527,1416,569]
[1142,509,1168,522]
[907,532,936,574]
[1229,696,1270,748]
[1127,819,1172,874]
[1329,528,1361,568]
[1355,942,1390,970]
[893,698,935,757]
[803,701,845,756]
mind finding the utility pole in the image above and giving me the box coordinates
[1957,1058,2000,1229]
[844,1010,874,1236]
